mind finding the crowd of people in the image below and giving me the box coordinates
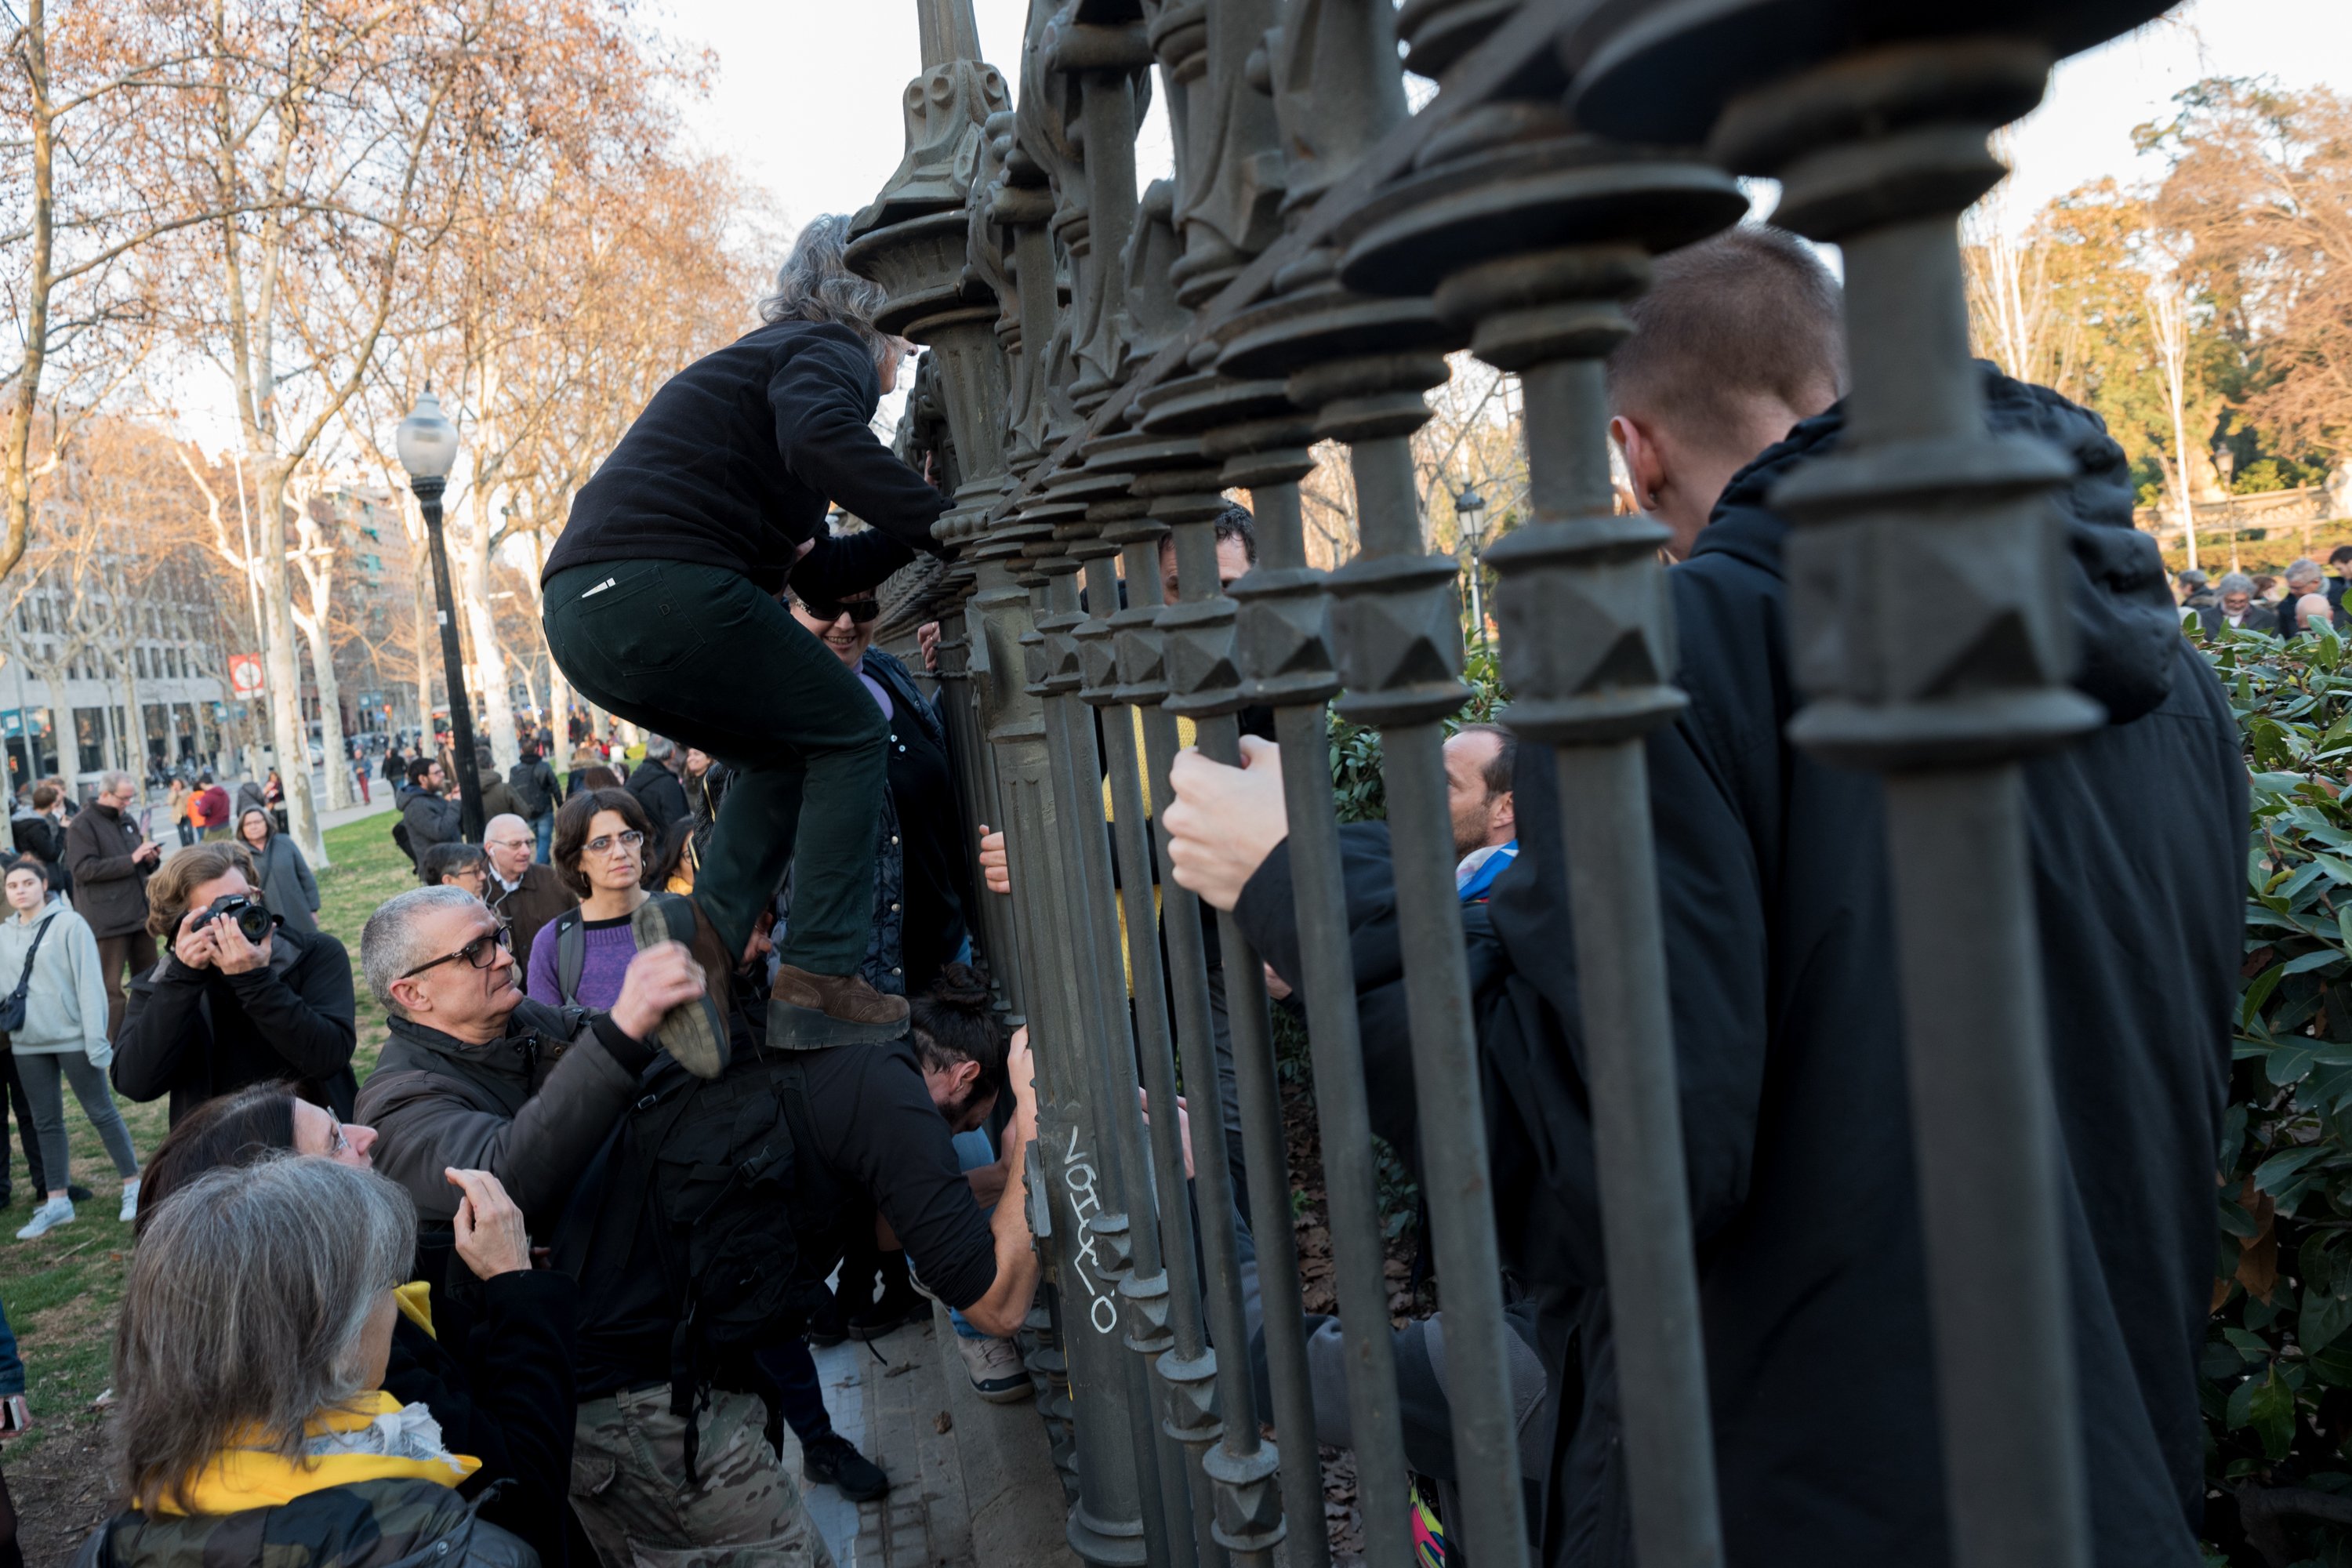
[0,209,2277,1568]
[2176,550,2352,640]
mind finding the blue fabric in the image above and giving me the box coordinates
[754,1337,832,1443]
[1455,840,1519,905]
[949,1129,996,1341]
[0,1291,22,1397]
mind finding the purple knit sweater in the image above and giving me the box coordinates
[523,912,635,1011]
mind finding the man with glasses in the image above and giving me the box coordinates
[480,813,569,974]
[354,883,708,1243]
[65,771,163,1040]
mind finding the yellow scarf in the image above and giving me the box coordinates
[155,1392,481,1516]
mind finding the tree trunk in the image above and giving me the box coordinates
[251,462,325,864]
[296,611,352,811]
[459,492,519,775]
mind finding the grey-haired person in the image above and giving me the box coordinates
[72,1158,536,1568]
[538,213,952,1073]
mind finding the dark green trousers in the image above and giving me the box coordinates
[543,560,884,975]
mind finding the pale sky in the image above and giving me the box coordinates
[657,0,2350,245]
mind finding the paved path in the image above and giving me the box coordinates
[779,1311,1080,1568]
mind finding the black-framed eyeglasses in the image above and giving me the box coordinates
[804,597,880,625]
[398,924,511,980]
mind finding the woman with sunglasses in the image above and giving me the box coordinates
[537,215,950,1073]
[524,789,655,1011]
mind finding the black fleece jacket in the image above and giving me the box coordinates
[1233,371,2245,1568]
[386,1268,586,1568]
[113,925,359,1124]
[544,318,943,596]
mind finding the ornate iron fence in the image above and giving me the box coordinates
[850,3,2172,1564]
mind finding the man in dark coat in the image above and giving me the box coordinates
[624,738,691,847]
[481,813,570,975]
[400,757,464,879]
[114,841,358,1124]
[509,743,561,862]
[1171,234,2244,1568]
[64,771,160,1039]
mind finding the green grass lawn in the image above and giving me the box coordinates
[0,816,409,1454]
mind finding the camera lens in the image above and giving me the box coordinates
[236,902,273,942]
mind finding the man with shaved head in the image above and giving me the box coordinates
[481,813,568,973]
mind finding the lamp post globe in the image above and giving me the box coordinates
[397,387,484,843]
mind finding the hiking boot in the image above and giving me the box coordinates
[769,966,908,1048]
[15,1196,74,1240]
[957,1333,1033,1404]
[630,893,731,1080]
[802,1432,890,1503]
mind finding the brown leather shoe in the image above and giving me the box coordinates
[770,965,909,1048]
[630,893,731,1079]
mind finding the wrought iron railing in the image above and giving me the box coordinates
[851,5,2172,1565]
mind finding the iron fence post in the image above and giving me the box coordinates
[1569,9,2175,1565]
[1337,107,1753,1566]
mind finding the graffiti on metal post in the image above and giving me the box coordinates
[1062,1123,1120,1335]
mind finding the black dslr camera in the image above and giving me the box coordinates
[199,894,278,945]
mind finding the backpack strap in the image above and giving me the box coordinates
[556,909,586,1007]
[10,914,57,996]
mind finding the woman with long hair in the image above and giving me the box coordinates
[538,214,949,1076]
[236,807,321,936]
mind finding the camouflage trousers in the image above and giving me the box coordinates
[571,1385,836,1568]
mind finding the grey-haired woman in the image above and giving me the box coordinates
[236,808,320,935]
[74,1156,536,1568]
[539,212,949,1074]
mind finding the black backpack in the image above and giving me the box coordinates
[557,1042,843,1480]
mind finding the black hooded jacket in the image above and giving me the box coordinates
[1233,372,2245,1567]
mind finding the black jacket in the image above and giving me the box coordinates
[625,760,691,846]
[508,758,559,820]
[385,1269,583,1568]
[114,924,359,1125]
[401,782,464,870]
[356,999,655,1236]
[543,318,942,594]
[1235,372,2245,1568]
[64,801,151,939]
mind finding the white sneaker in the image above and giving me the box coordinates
[956,1332,1031,1404]
[16,1196,74,1240]
[118,1180,139,1224]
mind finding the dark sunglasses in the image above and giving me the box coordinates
[804,597,880,625]
[398,923,511,980]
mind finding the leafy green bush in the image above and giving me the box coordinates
[2201,623,2352,1566]
[1329,640,1508,823]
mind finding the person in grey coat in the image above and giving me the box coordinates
[234,808,321,936]
[0,861,140,1239]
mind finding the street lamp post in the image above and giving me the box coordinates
[396,389,483,843]
[1455,483,1490,644]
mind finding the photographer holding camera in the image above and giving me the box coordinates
[113,842,358,1127]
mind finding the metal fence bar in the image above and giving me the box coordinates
[1136,681,1287,1558]
[1222,464,1416,1568]
[1333,105,1751,1552]
[1325,425,1528,1568]
[1034,550,1173,1565]
[1152,466,1327,1567]
[1566,11,2173,1566]
[1086,515,1232,1568]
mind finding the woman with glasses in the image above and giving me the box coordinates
[130,1083,585,1568]
[524,789,654,1011]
